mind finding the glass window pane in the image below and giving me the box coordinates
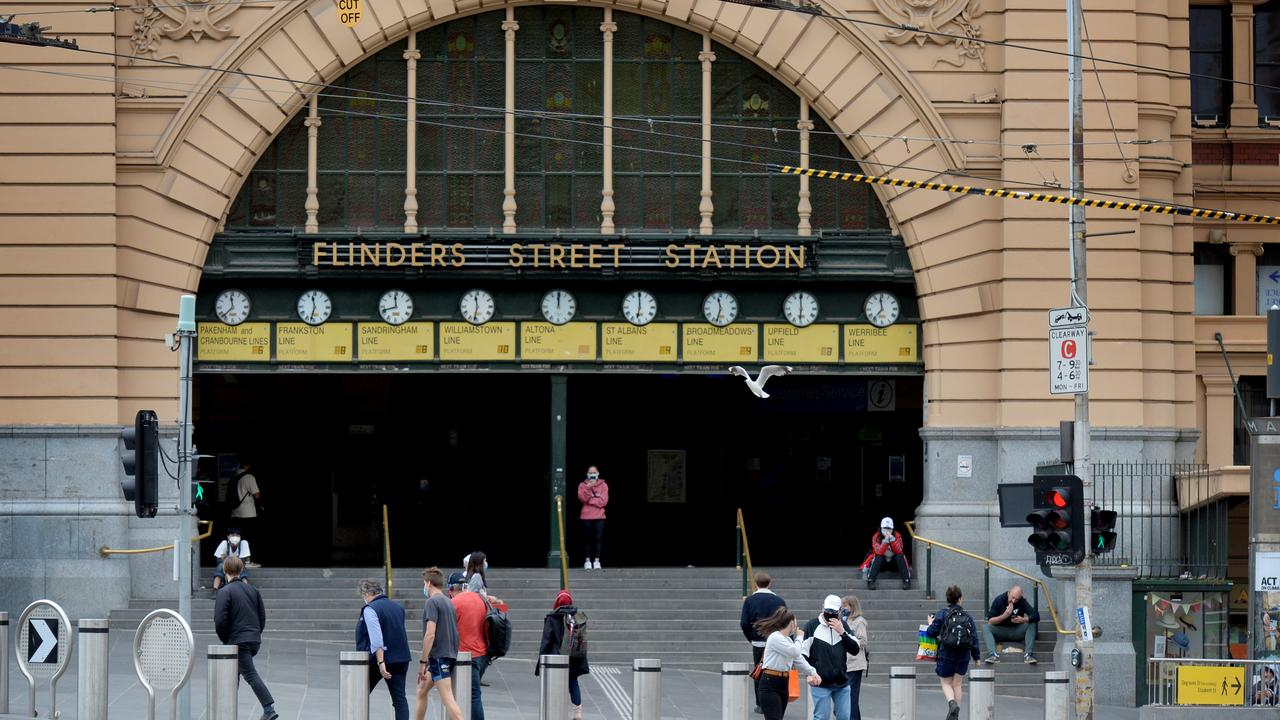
[475,174,505,229]
[278,174,306,227]
[516,175,544,227]
[317,174,344,226]
[672,175,700,230]
[248,173,276,227]
[417,174,445,228]
[546,175,573,226]
[615,63,642,116]
[712,175,739,229]
[348,175,376,227]
[771,177,798,229]
[575,174,603,228]
[378,173,405,228]
[447,174,474,227]
[613,176,642,229]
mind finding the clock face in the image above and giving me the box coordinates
[459,289,495,325]
[541,289,577,326]
[783,291,819,328]
[214,289,250,326]
[296,289,332,325]
[702,291,739,327]
[378,290,413,326]
[621,290,658,326]
[864,291,901,328]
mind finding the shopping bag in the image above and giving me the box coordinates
[788,669,800,700]
[915,624,938,661]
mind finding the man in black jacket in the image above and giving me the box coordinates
[802,595,861,720]
[215,555,278,720]
[981,584,1040,665]
[739,572,786,714]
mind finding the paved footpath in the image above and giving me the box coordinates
[4,632,1138,720]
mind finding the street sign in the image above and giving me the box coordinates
[336,0,361,27]
[1176,665,1244,706]
[15,599,73,718]
[1049,326,1088,395]
[26,618,58,663]
[1075,606,1093,644]
[1048,305,1089,329]
[1258,266,1280,314]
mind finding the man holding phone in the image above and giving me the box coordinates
[981,584,1039,665]
[802,595,862,720]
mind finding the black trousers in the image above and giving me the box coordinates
[752,645,766,707]
[759,673,791,720]
[236,642,274,710]
[868,553,910,582]
[582,519,605,560]
[368,660,410,720]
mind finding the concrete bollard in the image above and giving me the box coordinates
[0,611,8,715]
[455,651,473,720]
[795,671,813,719]
[539,654,570,720]
[633,658,661,720]
[77,619,110,720]
[721,662,751,720]
[1044,671,1070,720]
[339,650,370,720]
[207,645,239,720]
[889,665,916,720]
[969,667,995,720]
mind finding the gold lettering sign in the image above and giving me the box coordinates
[275,323,354,362]
[438,322,516,360]
[762,324,839,363]
[197,323,271,362]
[357,322,434,361]
[310,241,806,271]
[336,0,361,27]
[520,322,597,361]
[601,323,678,362]
[682,324,759,363]
[844,324,919,363]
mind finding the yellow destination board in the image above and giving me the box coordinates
[357,322,434,361]
[276,323,354,362]
[844,324,919,363]
[197,323,270,362]
[438,322,516,361]
[682,324,758,363]
[521,322,597,362]
[1176,665,1244,706]
[601,323,678,362]
[763,324,839,363]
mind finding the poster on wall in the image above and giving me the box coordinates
[1259,590,1280,660]
[647,450,686,504]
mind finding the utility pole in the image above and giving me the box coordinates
[175,294,197,720]
[1065,0,1093,716]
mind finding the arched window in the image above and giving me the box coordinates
[224,7,890,235]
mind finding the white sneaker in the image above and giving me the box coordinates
[584,560,593,570]
[592,559,602,570]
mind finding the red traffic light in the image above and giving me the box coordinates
[1047,489,1069,508]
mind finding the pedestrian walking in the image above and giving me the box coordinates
[924,586,980,720]
[800,595,861,720]
[415,567,466,720]
[740,571,787,714]
[981,584,1039,665]
[840,595,868,720]
[863,517,910,590]
[536,590,590,720]
[213,555,278,720]
[357,578,411,720]
[577,466,609,570]
[752,607,820,720]
[212,527,252,589]
[463,551,504,604]
[447,572,490,720]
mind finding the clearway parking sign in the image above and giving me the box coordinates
[1050,326,1089,395]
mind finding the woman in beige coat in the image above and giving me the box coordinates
[841,595,869,720]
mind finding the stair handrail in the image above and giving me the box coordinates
[555,494,569,591]
[736,508,755,598]
[99,520,213,556]
[904,521,1073,636]
[382,504,393,598]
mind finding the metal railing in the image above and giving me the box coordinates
[381,504,393,598]
[735,508,755,599]
[99,520,213,556]
[904,521,1073,636]
[1146,657,1278,707]
[555,495,569,591]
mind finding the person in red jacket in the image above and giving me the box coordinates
[865,517,911,590]
[577,466,609,570]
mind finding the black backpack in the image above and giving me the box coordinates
[560,610,588,660]
[940,607,975,653]
[483,599,512,660]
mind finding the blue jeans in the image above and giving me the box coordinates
[846,670,863,720]
[471,655,489,720]
[569,674,582,705]
[811,683,850,720]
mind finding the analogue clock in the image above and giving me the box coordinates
[296,289,332,325]
[459,288,495,325]
[541,289,577,326]
[214,289,251,326]
[378,289,413,326]
[783,290,819,328]
[702,291,739,327]
[864,291,901,328]
[621,289,658,326]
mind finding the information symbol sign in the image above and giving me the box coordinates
[1049,327,1089,395]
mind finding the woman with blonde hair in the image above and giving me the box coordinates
[841,595,868,720]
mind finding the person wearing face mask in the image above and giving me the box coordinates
[212,528,252,590]
[462,551,503,605]
[865,517,910,591]
[577,466,609,570]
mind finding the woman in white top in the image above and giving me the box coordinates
[753,607,821,720]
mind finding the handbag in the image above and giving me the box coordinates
[787,669,800,700]
[749,662,763,681]
[915,624,938,662]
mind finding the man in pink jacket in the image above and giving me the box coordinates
[577,466,609,570]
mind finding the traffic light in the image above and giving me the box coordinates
[1091,507,1118,554]
[120,410,159,518]
[1025,475,1084,564]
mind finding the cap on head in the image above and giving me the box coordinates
[880,517,894,530]
[823,594,842,611]
[447,572,467,589]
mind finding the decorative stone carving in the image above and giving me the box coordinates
[129,0,238,62]
[869,0,987,69]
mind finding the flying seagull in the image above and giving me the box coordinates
[729,365,793,399]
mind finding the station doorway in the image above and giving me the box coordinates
[194,372,922,568]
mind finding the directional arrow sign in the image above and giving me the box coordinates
[1271,271,1279,283]
[27,618,58,663]
[1048,305,1090,329]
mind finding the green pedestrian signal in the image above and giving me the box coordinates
[1091,508,1117,554]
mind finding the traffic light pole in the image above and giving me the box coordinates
[175,295,197,720]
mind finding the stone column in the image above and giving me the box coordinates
[698,36,715,235]
[1231,241,1263,315]
[502,10,519,233]
[1230,1,1261,127]
[404,32,420,233]
[304,94,321,233]
[1202,376,1238,468]
[797,100,813,236]
[600,10,617,234]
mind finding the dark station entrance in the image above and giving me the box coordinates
[194,371,923,568]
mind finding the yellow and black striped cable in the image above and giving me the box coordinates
[769,164,1280,225]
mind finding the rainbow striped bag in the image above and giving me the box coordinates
[916,624,938,661]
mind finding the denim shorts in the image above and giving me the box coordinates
[427,657,455,682]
